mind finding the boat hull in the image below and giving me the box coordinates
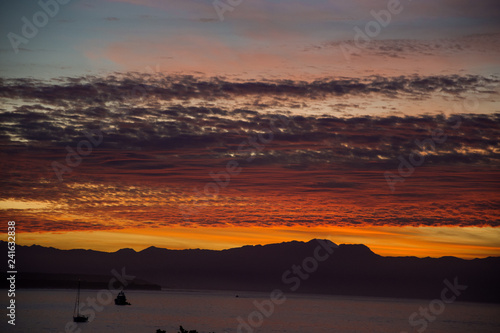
[73,316,88,322]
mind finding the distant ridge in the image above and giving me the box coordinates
[1,239,499,303]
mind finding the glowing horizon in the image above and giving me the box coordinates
[12,226,500,259]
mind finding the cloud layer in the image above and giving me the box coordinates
[0,74,498,232]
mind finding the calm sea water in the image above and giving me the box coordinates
[1,289,499,333]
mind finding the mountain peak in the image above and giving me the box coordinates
[114,248,136,254]
[307,238,338,247]
[336,243,378,258]
[140,245,166,253]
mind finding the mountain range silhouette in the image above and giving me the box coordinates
[1,239,499,303]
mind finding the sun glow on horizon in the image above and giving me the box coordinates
[0,200,52,210]
[8,225,500,259]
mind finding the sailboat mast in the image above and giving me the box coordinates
[74,280,80,316]
[72,279,88,322]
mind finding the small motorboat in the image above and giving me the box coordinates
[115,290,131,305]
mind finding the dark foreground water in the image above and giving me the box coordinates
[1,289,499,333]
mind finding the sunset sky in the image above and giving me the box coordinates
[1,0,499,258]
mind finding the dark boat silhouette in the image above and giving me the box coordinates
[73,280,88,322]
[115,290,131,305]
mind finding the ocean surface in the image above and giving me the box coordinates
[2,289,500,333]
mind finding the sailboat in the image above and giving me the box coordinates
[73,280,88,322]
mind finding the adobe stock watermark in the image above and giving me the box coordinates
[99,63,162,135]
[61,267,135,333]
[384,116,458,193]
[236,239,338,333]
[339,0,408,61]
[179,115,290,221]
[384,81,498,192]
[7,0,72,54]
[52,129,103,182]
[127,64,162,101]
[52,63,161,182]
[213,0,244,21]
[400,277,467,333]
